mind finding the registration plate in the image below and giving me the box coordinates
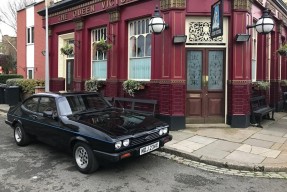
[140,142,159,155]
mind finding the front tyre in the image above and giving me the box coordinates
[73,142,99,174]
[14,124,30,146]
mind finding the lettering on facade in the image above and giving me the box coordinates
[53,0,135,24]
[59,13,68,22]
[73,5,96,18]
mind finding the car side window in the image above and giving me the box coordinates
[38,97,57,113]
[23,97,39,112]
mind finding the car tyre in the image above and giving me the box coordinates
[14,124,31,146]
[73,142,99,174]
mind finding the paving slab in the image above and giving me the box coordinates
[251,133,287,143]
[171,140,206,151]
[203,140,241,153]
[258,128,287,137]
[236,144,281,158]
[243,138,274,148]
[186,127,259,143]
[186,135,217,145]
[169,131,195,141]
[271,143,284,150]
[193,146,230,159]
[225,151,266,164]
[262,153,287,164]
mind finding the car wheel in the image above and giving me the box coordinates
[14,124,30,146]
[73,142,99,174]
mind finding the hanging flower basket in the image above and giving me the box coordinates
[277,44,287,56]
[60,44,74,56]
[280,80,287,87]
[93,38,112,52]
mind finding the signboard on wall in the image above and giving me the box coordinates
[210,0,223,39]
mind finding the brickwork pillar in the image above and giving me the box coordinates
[228,0,252,127]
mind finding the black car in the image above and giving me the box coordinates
[5,92,172,173]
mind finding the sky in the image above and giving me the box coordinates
[0,0,17,40]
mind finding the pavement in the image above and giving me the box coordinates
[1,104,287,173]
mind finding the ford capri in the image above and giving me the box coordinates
[5,92,172,174]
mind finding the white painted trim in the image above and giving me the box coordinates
[58,33,74,90]
[185,16,229,124]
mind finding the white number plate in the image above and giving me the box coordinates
[140,142,159,155]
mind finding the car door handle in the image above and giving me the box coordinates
[32,115,38,119]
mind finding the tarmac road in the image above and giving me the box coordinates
[0,111,286,192]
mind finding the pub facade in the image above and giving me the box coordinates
[34,0,287,129]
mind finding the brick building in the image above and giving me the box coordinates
[16,0,287,130]
[17,1,45,79]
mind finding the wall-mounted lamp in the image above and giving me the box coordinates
[173,35,187,44]
[246,9,274,34]
[235,34,251,42]
[148,6,168,34]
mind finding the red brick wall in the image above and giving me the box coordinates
[34,2,45,80]
[17,9,26,77]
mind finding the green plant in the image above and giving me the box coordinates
[280,79,287,86]
[277,44,287,56]
[60,44,74,55]
[6,79,45,94]
[0,74,23,84]
[93,38,112,52]
[84,79,105,92]
[252,81,270,90]
[122,80,144,97]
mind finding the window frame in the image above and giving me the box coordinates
[128,18,151,81]
[27,26,34,44]
[91,27,108,80]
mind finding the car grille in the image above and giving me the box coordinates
[131,132,159,146]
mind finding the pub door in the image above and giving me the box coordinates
[186,49,225,124]
[66,59,74,91]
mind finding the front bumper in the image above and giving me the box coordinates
[5,120,13,127]
[93,134,172,162]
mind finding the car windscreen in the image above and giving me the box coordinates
[59,94,110,115]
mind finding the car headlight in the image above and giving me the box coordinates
[115,141,122,149]
[159,129,164,136]
[162,128,168,134]
[123,139,130,147]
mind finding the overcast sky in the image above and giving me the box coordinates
[0,0,44,40]
[0,0,16,38]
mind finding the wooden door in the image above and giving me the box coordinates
[186,49,225,124]
[66,59,74,91]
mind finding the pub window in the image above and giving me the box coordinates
[91,27,107,80]
[27,26,34,44]
[27,67,34,79]
[128,18,151,80]
[251,26,257,82]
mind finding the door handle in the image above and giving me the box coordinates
[32,115,38,119]
[202,75,209,87]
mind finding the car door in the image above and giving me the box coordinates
[35,96,65,147]
[20,96,41,135]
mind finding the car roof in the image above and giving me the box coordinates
[34,91,100,98]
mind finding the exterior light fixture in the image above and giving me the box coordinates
[247,9,274,34]
[173,35,187,44]
[149,6,168,34]
[235,34,251,42]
